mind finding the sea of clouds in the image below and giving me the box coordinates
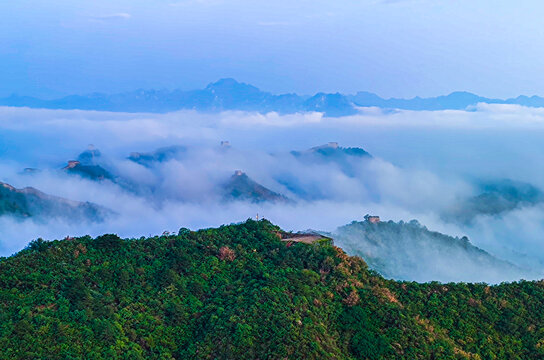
[2,104,544,282]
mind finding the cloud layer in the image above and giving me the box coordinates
[2,105,544,282]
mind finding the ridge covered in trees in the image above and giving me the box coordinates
[1,220,544,359]
[332,219,531,283]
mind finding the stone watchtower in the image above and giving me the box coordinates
[364,214,380,224]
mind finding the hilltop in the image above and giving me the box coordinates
[222,170,290,203]
[1,220,544,359]
[332,219,533,283]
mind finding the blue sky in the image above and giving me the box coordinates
[1,0,543,98]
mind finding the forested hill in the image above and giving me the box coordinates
[2,220,544,359]
[333,220,531,283]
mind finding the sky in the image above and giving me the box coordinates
[1,0,544,99]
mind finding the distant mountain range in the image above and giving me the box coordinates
[3,78,544,116]
[17,142,544,213]
[6,141,544,282]
[4,142,371,221]
[8,141,544,238]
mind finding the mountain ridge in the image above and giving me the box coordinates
[0,181,110,222]
[3,78,544,116]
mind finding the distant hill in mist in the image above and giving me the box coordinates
[3,78,544,116]
[222,171,291,203]
[32,142,370,205]
[443,179,544,225]
[0,181,109,223]
[63,162,115,182]
[291,142,371,162]
[127,146,188,168]
[331,218,535,283]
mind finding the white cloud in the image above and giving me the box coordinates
[90,13,132,21]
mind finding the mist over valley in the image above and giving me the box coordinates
[2,104,544,283]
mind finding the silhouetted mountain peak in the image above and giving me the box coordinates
[206,78,261,94]
[0,182,16,191]
[77,144,102,165]
[128,145,187,167]
[223,170,290,203]
[63,160,114,182]
[294,143,371,159]
[304,93,357,116]
[310,142,340,151]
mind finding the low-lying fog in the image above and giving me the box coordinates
[2,104,544,282]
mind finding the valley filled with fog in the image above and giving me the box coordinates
[2,104,544,283]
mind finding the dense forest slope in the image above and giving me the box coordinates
[1,220,544,359]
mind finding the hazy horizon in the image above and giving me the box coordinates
[3,1,544,99]
[4,77,544,100]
